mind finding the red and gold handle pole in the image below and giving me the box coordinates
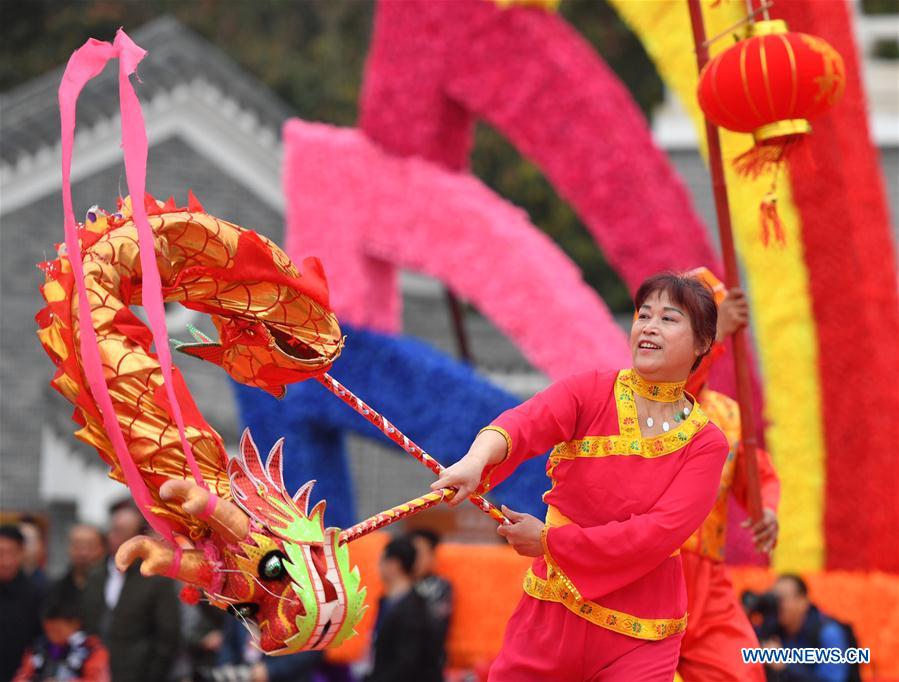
[318,373,510,525]
[687,0,763,523]
[338,488,457,544]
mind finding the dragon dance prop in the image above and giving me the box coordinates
[317,374,508,524]
[37,31,508,655]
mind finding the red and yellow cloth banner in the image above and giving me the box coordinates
[607,0,899,572]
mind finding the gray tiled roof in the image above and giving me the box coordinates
[0,16,293,166]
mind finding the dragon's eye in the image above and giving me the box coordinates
[259,551,288,581]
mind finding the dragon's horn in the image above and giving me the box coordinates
[160,479,249,544]
[265,439,287,493]
[116,535,214,588]
[293,480,316,513]
[238,429,270,488]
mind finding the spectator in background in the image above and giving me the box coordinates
[366,537,442,682]
[407,529,453,668]
[81,500,181,682]
[764,574,858,682]
[55,523,106,605]
[173,600,227,682]
[0,525,44,682]
[213,615,323,682]
[18,516,49,594]
[13,588,110,682]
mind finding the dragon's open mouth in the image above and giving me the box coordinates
[309,617,334,649]
[310,544,339,603]
[230,601,260,622]
[251,543,343,653]
[269,325,324,361]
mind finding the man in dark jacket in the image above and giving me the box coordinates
[81,502,181,682]
[408,529,453,670]
[0,525,44,682]
[53,523,106,609]
[764,574,855,682]
[366,537,442,682]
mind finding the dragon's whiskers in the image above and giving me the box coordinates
[231,604,262,644]
[248,575,304,607]
[210,566,303,607]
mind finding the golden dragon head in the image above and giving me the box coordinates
[117,430,367,653]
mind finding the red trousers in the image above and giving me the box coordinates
[488,594,684,681]
[676,552,765,682]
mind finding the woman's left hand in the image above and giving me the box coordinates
[717,288,749,340]
[742,507,778,554]
[497,506,545,557]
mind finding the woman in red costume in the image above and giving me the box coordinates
[434,273,729,681]
[676,279,780,682]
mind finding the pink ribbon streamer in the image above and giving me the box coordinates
[166,546,184,579]
[196,494,219,521]
[58,30,206,540]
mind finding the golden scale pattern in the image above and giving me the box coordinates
[37,201,342,539]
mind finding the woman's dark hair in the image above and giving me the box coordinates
[634,272,718,372]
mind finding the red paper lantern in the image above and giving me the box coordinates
[697,20,845,245]
[698,19,845,152]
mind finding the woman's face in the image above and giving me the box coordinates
[630,290,703,381]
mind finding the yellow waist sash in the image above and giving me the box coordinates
[535,506,686,640]
[523,568,688,641]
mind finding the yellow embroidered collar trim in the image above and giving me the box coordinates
[619,368,685,402]
[546,372,708,460]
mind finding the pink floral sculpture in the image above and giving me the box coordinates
[360,0,719,289]
[284,120,630,378]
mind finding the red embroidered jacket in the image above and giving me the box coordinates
[481,369,728,633]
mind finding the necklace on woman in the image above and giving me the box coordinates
[645,400,692,432]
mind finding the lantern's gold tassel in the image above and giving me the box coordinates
[736,139,796,246]
[734,141,787,179]
[759,192,786,247]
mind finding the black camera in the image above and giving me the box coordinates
[742,589,780,641]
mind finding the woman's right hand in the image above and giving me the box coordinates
[431,429,508,506]
[431,454,487,506]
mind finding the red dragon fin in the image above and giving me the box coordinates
[175,343,226,367]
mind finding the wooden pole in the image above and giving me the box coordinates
[687,0,763,524]
[446,289,473,363]
[318,373,510,525]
